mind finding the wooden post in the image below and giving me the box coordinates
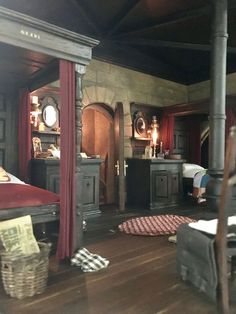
[74,64,86,249]
[206,0,228,210]
[209,0,228,175]
[216,127,236,314]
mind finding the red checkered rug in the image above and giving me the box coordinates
[118,215,196,236]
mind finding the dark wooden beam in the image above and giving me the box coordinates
[112,5,211,38]
[28,60,59,92]
[70,0,102,37]
[113,38,236,53]
[113,0,236,39]
[106,0,141,37]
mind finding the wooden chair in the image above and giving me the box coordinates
[216,125,236,314]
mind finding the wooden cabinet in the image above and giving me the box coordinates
[31,158,60,193]
[126,158,184,210]
[31,158,103,217]
[79,159,102,217]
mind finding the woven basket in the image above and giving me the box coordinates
[0,242,51,299]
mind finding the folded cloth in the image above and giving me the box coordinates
[81,254,109,272]
[71,248,93,266]
[189,216,236,235]
[71,247,109,272]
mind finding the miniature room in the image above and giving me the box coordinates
[1,1,236,314]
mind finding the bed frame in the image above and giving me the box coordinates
[0,6,98,249]
[0,204,59,225]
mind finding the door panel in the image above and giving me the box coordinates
[0,95,7,167]
[114,102,125,212]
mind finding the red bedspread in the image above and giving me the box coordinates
[0,184,60,209]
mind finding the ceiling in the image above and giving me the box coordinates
[0,0,236,85]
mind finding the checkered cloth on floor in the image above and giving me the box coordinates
[71,248,109,272]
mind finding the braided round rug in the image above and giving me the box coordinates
[118,214,196,236]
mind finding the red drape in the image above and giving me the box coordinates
[187,117,201,165]
[57,60,76,259]
[18,90,31,182]
[160,113,174,152]
[226,107,236,139]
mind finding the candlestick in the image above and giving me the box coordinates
[160,141,163,154]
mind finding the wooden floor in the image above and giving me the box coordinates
[1,202,236,314]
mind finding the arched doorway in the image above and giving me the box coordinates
[82,103,115,205]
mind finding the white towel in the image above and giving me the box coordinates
[189,216,236,235]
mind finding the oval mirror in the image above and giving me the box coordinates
[135,117,146,135]
[43,105,57,127]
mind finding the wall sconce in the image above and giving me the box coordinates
[30,96,41,128]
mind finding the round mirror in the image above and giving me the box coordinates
[43,105,57,127]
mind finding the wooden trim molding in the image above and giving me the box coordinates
[0,6,99,65]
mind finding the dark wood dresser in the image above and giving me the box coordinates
[126,158,184,210]
[31,158,103,217]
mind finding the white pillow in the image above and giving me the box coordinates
[0,173,25,184]
[182,163,205,178]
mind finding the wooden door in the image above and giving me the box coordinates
[114,102,125,212]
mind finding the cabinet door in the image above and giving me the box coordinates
[82,175,97,205]
[151,170,170,208]
[48,174,60,194]
[170,172,181,202]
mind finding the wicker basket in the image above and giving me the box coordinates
[0,242,51,299]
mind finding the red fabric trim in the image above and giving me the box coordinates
[18,90,31,182]
[57,60,76,259]
[160,113,174,152]
[0,184,59,209]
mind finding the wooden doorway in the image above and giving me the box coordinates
[82,104,115,205]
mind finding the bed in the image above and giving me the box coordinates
[182,163,210,203]
[0,171,60,224]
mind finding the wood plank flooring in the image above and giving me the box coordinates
[0,204,236,314]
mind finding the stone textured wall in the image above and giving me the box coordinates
[83,59,188,157]
[188,72,236,103]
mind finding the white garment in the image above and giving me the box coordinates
[189,216,236,235]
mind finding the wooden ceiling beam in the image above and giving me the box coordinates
[70,0,102,37]
[112,5,212,38]
[106,0,141,37]
[114,38,236,53]
[112,1,236,39]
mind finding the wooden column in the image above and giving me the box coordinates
[206,0,228,209]
[74,64,86,249]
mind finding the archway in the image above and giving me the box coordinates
[82,103,115,205]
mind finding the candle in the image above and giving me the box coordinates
[32,96,38,104]
[160,141,163,153]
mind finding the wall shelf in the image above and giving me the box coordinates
[130,136,151,141]
[32,130,60,136]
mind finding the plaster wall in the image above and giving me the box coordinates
[188,72,236,102]
[83,59,188,157]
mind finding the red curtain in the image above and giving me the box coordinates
[187,117,201,165]
[160,113,174,152]
[226,107,236,139]
[18,90,31,182]
[57,60,76,259]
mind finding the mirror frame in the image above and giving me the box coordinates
[41,96,59,129]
